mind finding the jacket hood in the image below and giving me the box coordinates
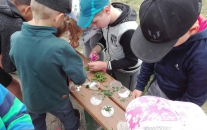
[0,0,26,21]
[110,2,137,27]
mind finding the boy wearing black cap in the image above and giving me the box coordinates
[9,0,86,129]
[77,0,142,91]
[131,0,207,106]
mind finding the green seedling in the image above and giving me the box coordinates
[103,105,112,113]
[91,72,107,82]
[120,98,126,102]
[101,90,113,98]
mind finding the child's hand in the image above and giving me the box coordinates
[132,89,143,99]
[89,52,99,61]
[88,61,107,71]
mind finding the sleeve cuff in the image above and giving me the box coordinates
[107,61,112,70]
[97,43,104,51]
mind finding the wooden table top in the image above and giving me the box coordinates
[70,51,133,129]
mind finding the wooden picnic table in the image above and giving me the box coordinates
[70,51,133,130]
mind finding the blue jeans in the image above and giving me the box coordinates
[28,101,80,130]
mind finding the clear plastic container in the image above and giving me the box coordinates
[69,84,81,92]
[88,81,100,90]
[110,80,122,91]
[117,121,129,130]
[101,105,114,117]
[118,87,130,98]
[90,93,103,106]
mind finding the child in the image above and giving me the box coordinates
[9,0,86,129]
[130,0,207,106]
[0,0,32,73]
[0,0,32,102]
[77,0,142,91]
[61,0,105,61]
[126,96,207,129]
[0,84,34,129]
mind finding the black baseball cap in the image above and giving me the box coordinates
[36,0,72,13]
[130,0,202,63]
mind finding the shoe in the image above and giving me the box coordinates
[74,109,81,120]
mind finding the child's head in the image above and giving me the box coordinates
[130,0,202,63]
[30,0,72,28]
[10,0,32,21]
[77,0,111,28]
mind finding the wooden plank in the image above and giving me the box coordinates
[76,51,133,111]
[70,85,125,130]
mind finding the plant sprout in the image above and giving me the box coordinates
[103,105,112,113]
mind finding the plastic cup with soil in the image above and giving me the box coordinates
[90,93,103,106]
[118,87,130,98]
[101,105,114,117]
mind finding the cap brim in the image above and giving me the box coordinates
[131,26,178,63]
[77,14,94,28]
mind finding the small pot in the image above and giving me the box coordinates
[88,81,100,90]
[101,105,114,117]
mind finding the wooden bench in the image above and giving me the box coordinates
[70,51,133,130]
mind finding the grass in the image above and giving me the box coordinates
[113,0,207,23]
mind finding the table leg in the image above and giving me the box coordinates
[84,109,95,130]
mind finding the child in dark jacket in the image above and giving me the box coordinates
[130,0,207,106]
[0,0,32,101]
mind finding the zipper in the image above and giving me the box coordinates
[107,26,111,60]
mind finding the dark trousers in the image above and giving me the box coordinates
[28,101,80,130]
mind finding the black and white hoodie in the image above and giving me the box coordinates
[99,2,141,73]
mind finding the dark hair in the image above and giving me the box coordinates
[10,0,31,5]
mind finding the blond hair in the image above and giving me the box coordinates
[30,0,58,20]
[56,17,82,48]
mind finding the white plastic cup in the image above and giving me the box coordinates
[118,87,130,98]
[90,93,103,106]
[110,80,122,89]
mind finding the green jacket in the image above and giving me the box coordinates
[9,23,86,114]
[0,84,34,130]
